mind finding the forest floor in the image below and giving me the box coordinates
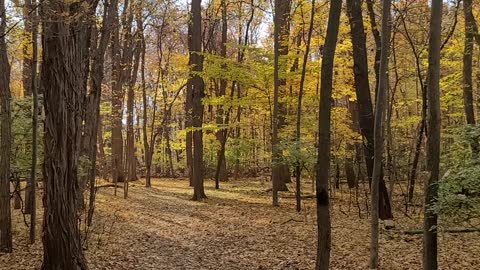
[2,177,480,269]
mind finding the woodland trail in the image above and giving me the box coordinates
[3,178,480,269]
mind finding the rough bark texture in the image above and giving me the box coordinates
[424,1,442,269]
[40,0,98,268]
[0,0,12,253]
[316,0,342,268]
[191,0,207,201]
[370,0,391,268]
[346,0,392,220]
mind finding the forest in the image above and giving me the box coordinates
[0,0,480,269]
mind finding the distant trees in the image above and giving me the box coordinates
[316,0,342,268]
[0,0,12,254]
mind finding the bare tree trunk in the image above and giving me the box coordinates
[191,0,207,201]
[215,0,229,189]
[370,0,391,268]
[294,0,315,212]
[111,0,125,195]
[40,1,98,268]
[316,1,342,268]
[346,0,392,220]
[87,0,117,226]
[463,0,479,155]
[0,0,12,253]
[29,0,39,243]
[424,1,442,269]
[23,0,34,215]
[272,0,291,206]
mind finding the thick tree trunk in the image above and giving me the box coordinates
[0,0,12,253]
[316,1,342,268]
[40,1,98,268]
[191,0,207,201]
[424,1,443,269]
[346,0,392,220]
[370,0,391,268]
[272,0,291,206]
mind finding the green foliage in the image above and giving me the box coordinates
[436,125,480,224]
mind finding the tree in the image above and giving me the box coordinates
[463,0,479,155]
[346,0,392,220]
[111,0,125,195]
[0,0,12,253]
[28,0,39,244]
[294,0,315,212]
[272,0,291,206]
[40,0,98,268]
[215,0,229,189]
[190,0,207,201]
[316,0,342,268]
[370,0,392,268]
[86,0,117,226]
[424,0,443,269]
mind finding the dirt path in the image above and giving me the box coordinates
[2,178,480,269]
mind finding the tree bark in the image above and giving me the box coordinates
[191,0,207,201]
[111,0,125,195]
[295,0,316,212]
[346,0,392,220]
[28,0,39,243]
[0,0,12,253]
[463,0,479,155]
[40,0,98,268]
[86,0,117,226]
[370,0,391,268]
[215,0,229,189]
[316,1,342,269]
[423,1,443,269]
[272,0,291,206]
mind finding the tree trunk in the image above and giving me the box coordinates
[29,0,39,243]
[370,0,391,268]
[191,0,207,201]
[23,0,35,215]
[40,1,98,268]
[424,1,443,269]
[111,0,125,195]
[316,1,342,269]
[0,0,12,253]
[215,0,229,189]
[294,0,316,212]
[87,0,117,226]
[272,0,291,206]
[346,0,392,220]
[463,0,479,155]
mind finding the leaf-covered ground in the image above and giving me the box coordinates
[2,178,480,269]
